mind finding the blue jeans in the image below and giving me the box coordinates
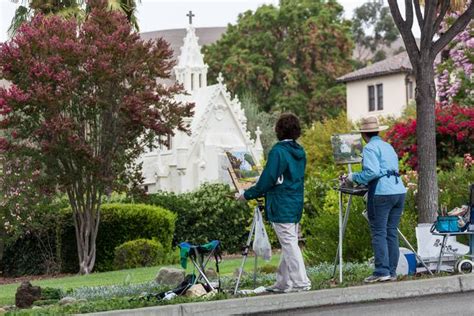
[368,194,406,277]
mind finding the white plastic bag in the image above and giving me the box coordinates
[253,210,272,261]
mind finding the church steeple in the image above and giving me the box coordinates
[174,12,208,93]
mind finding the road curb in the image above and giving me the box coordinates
[87,274,474,316]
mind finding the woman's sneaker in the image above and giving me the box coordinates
[265,285,286,293]
[390,275,398,282]
[364,275,391,283]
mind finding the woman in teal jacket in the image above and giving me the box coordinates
[238,113,311,293]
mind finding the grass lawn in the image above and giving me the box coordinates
[2,260,447,315]
[0,254,281,306]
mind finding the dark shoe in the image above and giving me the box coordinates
[265,285,286,293]
[364,275,391,283]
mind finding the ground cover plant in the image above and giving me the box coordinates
[0,254,281,306]
[3,261,453,315]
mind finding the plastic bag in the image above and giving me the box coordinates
[253,210,272,261]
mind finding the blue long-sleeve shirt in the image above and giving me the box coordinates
[352,136,407,195]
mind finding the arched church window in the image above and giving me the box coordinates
[199,74,202,88]
[191,73,194,90]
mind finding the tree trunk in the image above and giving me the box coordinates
[0,222,5,266]
[415,60,438,224]
[68,189,101,275]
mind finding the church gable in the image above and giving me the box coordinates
[191,84,250,149]
[188,76,251,155]
[139,16,263,194]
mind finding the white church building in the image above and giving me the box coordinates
[139,23,263,194]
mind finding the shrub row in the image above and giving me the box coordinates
[1,203,175,275]
[137,183,253,254]
[2,183,251,275]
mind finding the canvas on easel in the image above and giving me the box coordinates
[331,133,363,165]
[225,151,260,192]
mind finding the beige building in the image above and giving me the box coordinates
[337,52,416,122]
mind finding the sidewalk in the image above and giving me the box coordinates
[88,274,474,316]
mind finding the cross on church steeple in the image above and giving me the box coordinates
[186,10,195,24]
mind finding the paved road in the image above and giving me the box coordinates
[254,291,474,316]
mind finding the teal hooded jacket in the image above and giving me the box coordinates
[244,140,306,223]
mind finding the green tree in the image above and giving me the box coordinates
[352,0,400,67]
[203,0,353,123]
[240,93,278,157]
[387,0,473,223]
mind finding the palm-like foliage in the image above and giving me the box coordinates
[106,0,140,30]
[8,0,141,36]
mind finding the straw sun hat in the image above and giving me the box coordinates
[353,116,388,133]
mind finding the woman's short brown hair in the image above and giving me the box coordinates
[275,113,301,141]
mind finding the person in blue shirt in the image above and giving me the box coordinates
[347,116,407,283]
[236,113,311,293]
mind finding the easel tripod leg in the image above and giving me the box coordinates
[234,206,258,295]
[253,254,258,289]
[339,191,343,283]
[332,194,352,281]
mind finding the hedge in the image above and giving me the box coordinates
[63,203,176,272]
[141,183,253,253]
[2,203,176,275]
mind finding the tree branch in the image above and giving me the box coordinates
[405,0,414,29]
[433,0,450,36]
[414,0,424,30]
[433,1,474,57]
[420,0,438,51]
[387,0,420,64]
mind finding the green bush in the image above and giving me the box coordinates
[144,183,252,254]
[304,190,371,264]
[41,287,64,300]
[91,203,176,272]
[300,112,352,176]
[61,203,177,272]
[182,183,252,253]
[113,239,165,270]
[162,247,181,265]
[438,162,474,209]
[133,191,190,246]
[258,264,278,274]
[1,199,68,276]
[304,189,418,265]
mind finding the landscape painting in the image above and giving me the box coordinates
[331,133,363,164]
[225,151,260,191]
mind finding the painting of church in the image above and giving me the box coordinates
[138,21,263,194]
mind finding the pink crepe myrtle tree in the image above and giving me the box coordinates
[0,0,193,274]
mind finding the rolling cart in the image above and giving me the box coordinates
[430,184,474,274]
